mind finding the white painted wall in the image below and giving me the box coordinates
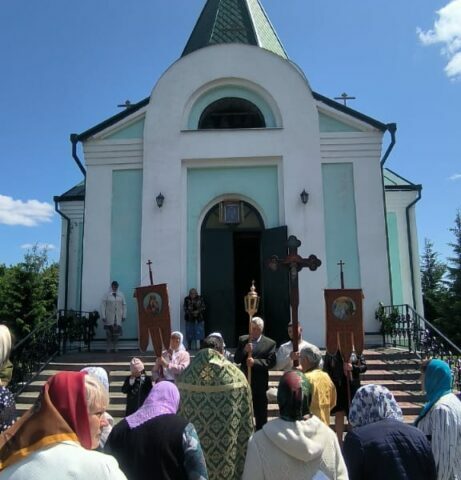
[140,44,332,345]
[80,136,143,326]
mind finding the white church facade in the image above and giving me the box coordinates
[54,0,423,347]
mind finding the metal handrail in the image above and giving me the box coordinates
[377,303,461,390]
[9,313,60,397]
[57,309,99,353]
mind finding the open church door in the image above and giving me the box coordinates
[261,226,290,345]
[201,229,235,346]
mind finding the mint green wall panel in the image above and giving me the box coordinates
[111,169,143,338]
[322,163,361,288]
[319,112,361,132]
[386,212,403,305]
[188,86,276,129]
[105,119,145,139]
[187,166,278,288]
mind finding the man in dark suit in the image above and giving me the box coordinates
[234,317,276,430]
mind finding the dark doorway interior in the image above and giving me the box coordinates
[200,202,290,347]
[233,232,261,345]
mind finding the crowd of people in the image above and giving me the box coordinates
[0,316,460,480]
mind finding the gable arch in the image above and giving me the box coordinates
[185,82,281,130]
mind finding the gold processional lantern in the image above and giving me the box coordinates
[244,281,260,384]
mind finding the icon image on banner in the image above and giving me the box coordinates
[332,296,356,321]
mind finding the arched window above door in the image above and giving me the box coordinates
[186,84,279,129]
[198,97,265,129]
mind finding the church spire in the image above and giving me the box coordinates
[182,0,287,58]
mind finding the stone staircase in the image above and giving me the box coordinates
[15,348,424,425]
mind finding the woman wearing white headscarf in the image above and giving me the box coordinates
[152,331,190,383]
[343,384,436,480]
[81,366,114,448]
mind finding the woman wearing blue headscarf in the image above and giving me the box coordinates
[344,384,436,480]
[415,359,461,480]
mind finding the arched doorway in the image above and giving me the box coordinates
[200,201,290,347]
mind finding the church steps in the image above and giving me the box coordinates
[14,348,424,425]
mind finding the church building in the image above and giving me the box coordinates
[54,0,423,347]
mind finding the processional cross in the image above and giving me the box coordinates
[147,260,154,286]
[268,235,321,367]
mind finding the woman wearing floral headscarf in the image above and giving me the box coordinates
[344,384,436,480]
[242,370,347,480]
[415,359,461,480]
[105,381,208,480]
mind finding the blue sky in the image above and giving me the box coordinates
[0,0,460,266]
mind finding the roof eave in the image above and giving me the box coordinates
[312,91,388,131]
[75,97,149,142]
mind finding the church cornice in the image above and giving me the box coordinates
[72,93,389,143]
[75,97,149,142]
[313,91,388,132]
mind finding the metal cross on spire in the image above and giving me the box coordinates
[334,92,356,106]
[268,235,321,367]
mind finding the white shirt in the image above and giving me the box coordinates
[275,339,317,371]
[417,393,461,480]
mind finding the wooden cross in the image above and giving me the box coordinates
[146,260,154,286]
[268,235,321,366]
[337,259,345,289]
[334,92,356,106]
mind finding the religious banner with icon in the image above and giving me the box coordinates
[324,289,364,360]
[134,283,171,356]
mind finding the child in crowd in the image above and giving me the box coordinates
[122,357,152,416]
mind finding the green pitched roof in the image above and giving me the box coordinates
[54,182,85,202]
[384,168,421,191]
[182,0,287,58]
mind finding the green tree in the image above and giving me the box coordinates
[420,238,447,322]
[435,210,461,345]
[446,210,461,297]
[0,245,58,340]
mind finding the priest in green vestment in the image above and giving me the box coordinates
[177,335,254,480]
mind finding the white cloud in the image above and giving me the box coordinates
[21,243,56,251]
[0,194,54,227]
[449,173,461,180]
[417,0,461,78]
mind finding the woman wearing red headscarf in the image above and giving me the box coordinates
[0,371,126,479]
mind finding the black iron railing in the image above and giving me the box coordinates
[57,309,99,353]
[376,303,461,390]
[9,314,60,396]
